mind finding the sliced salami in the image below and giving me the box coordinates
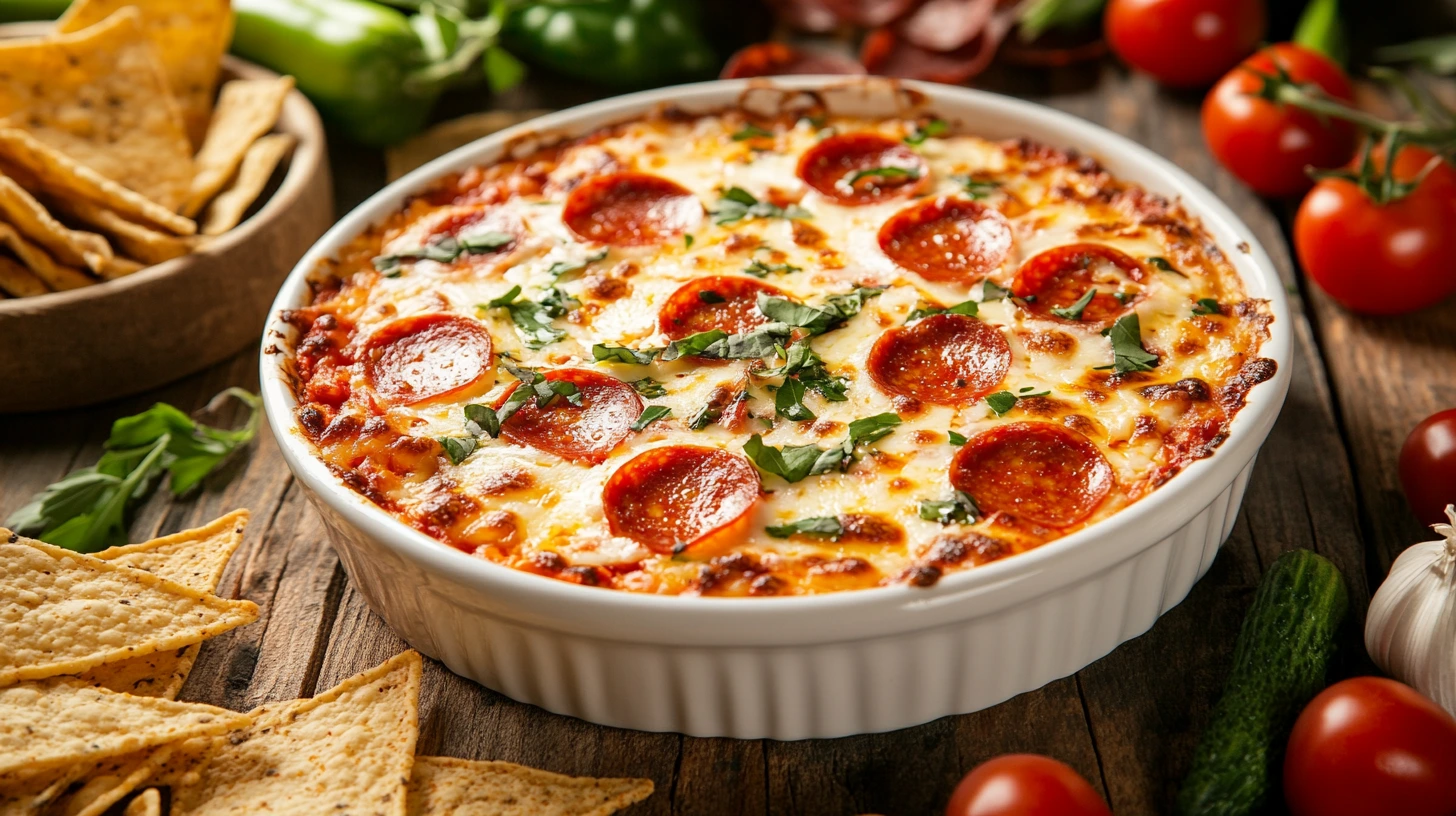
[821,0,922,27]
[658,275,787,338]
[602,445,762,554]
[721,42,867,79]
[797,132,930,206]
[896,0,996,52]
[562,172,702,246]
[1013,243,1146,324]
[950,422,1113,527]
[497,369,644,465]
[867,313,1010,405]
[363,314,494,406]
[878,196,1013,282]
[767,0,842,31]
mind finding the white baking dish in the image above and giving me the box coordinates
[260,77,1292,740]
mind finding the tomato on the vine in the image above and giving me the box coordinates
[945,754,1111,816]
[1104,0,1265,87]
[1284,677,1456,816]
[1202,43,1357,197]
[1294,145,1456,315]
[1401,408,1456,526]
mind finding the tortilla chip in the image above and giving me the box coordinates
[0,532,259,687]
[171,651,422,816]
[0,678,249,776]
[0,761,86,815]
[99,255,145,280]
[79,511,249,699]
[123,789,162,816]
[181,77,295,218]
[0,253,47,297]
[406,756,655,816]
[57,0,233,148]
[147,737,217,789]
[0,128,196,236]
[0,9,194,210]
[201,133,294,236]
[0,222,95,291]
[0,175,109,272]
[50,197,193,266]
[46,746,172,816]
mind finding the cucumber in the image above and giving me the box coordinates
[1175,549,1349,816]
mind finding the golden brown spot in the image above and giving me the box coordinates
[889,477,915,492]
[792,220,826,248]
[891,395,924,417]
[1174,338,1204,356]
[837,513,905,544]
[1019,329,1077,357]
[808,418,844,438]
[1017,396,1060,417]
[584,274,630,301]
[1082,388,1107,404]
[911,429,942,444]
[475,468,536,496]
[724,232,759,253]
[1131,414,1161,442]
[809,557,872,576]
[1062,414,1100,438]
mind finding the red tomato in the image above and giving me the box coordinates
[1202,43,1357,197]
[1104,0,1265,87]
[1294,146,1456,315]
[1400,408,1456,526]
[1285,677,1456,816]
[946,754,1111,816]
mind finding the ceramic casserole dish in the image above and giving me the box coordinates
[260,77,1292,740]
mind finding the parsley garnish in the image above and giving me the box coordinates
[766,516,843,539]
[905,299,979,323]
[742,413,901,483]
[1049,289,1097,321]
[919,490,980,525]
[629,378,667,398]
[592,344,661,365]
[712,187,812,225]
[631,405,672,431]
[436,436,477,465]
[1193,298,1221,316]
[950,175,999,199]
[546,249,608,280]
[843,166,920,188]
[483,285,578,349]
[372,231,513,275]
[1101,313,1160,374]
[904,119,948,146]
[4,389,261,553]
[947,430,967,446]
[731,124,775,141]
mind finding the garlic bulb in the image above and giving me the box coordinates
[1366,505,1456,717]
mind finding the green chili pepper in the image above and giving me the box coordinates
[503,0,715,88]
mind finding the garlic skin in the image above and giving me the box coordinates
[1366,505,1456,717]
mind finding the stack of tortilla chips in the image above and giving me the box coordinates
[0,0,297,299]
[0,511,656,816]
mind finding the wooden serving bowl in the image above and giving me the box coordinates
[0,27,331,413]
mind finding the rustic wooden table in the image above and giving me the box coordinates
[3,64,1452,816]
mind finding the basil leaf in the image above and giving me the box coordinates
[1193,298,1221,316]
[1106,313,1160,374]
[732,124,775,141]
[757,287,883,335]
[372,230,514,274]
[847,413,901,448]
[743,259,801,278]
[947,430,967,446]
[661,329,729,361]
[631,405,672,431]
[985,391,1018,416]
[698,290,726,304]
[843,166,920,187]
[950,175,1000,199]
[546,249,608,280]
[629,378,667,398]
[1146,256,1178,273]
[974,279,1010,301]
[774,378,815,421]
[919,490,980,525]
[904,119,948,146]
[1049,289,1096,321]
[484,287,574,349]
[712,187,811,225]
[436,436,477,465]
[463,403,502,437]
[592,344,661,365]
[486,285,522,308]
[906,299,979,323]
[459,231,513,253]
[743,434,845,483]
[766,516,843,539]
[660,325,793,362]
[684,234,694,248]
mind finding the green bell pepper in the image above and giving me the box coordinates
[0,0,71,22]
[503,0,715,88]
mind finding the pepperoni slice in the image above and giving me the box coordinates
[658,275,787,339]
[1013,243,1147,324]
[950,422,1114,527]
[363,314,494,406]
[867,313,1010,405]
[797,133,929,206]
[602,446,761,554]
[878,196,1014,282]
[721,42,867,79]
[561,172,702,247]
[495,369,644,465]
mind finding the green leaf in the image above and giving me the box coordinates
[484,286,574,349]
[629,378,667,398]
[1105,313,1160,374]
[948,430,968,446]
[631,405,672,432]
[1193,298,1221,316]
[546,249,608,280]
[1049,288,1096,321]
[985,391,1018,416]
[698,290,726,304]
[843,166,920,187]
[464,402,502,437]
[732,124,775,141]
[919,490,980,525]
[757,287,883,335]
[371,228,515,274]
[711,187,811,225]
[846,413,901,448]
[592,344,661,365]
[1292,0,1347,66]
[1146,256,1178,273]
[950,174,1000,199]
[904,119,948,146]
[974,280,1011,301]
[766,516,843,539]
[459,230,514,253]
[1016,0,1106,41]
[774,378,815,421]
[661,325,791,362]
[684,234,694,249]
[742,413,900,483]
[742,259,801,278]
[906,299,979,323]
[437,435,477,465]
[483,45,526,94]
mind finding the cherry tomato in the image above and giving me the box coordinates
[1104,0,1265,87]
[1294,145,1456,315]
[1400,408,1456,526]
[1284,677,1456,816]
[1202,43,1357,197]
[946,754,1111,816]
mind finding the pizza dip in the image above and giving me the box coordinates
[280,106,1276,596]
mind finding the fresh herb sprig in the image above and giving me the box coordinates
[1099,313,1160,374]
[5,389,262,553]
[463,362,581,439]
[919,490,981,525]
[372,231,513,275]
[712,187,812,225]
[766,516,843,539]
[483,285,578,349]
[743,413,901,483]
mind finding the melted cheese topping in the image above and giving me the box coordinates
[284,110,1275,596]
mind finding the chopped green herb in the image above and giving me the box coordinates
[743,259,802,278]
[465,363,583,439]
[546,249,608,280]
[4,388,262,553]
[843,166,920,188]
[742,413,901,483]
[974,279,1010,301]
[1193,298,1221,316]
[688,391,745,431]
[731,124,775,141]
[904,119,948,146]
[436,436,477,465]
[592,344,661,365]
[631,405,672,431]
[774,378,815,421]
[1112,291,1134,304]
[757,286,884,335]
[905,299,979,323]
[684,234,695,249]
[1049,289,1097,321]
[918,490,980,525]
[712,187,812,225]
[985,391,1018,416]
[766,516,843,539]
[1104,313,1160,374]
[947,430,968,446]
[698,290,726,304]
[372,231,514,274]
[629,378,667,398]
[1146,256,1178,273]
[950,174,1000,199]
[483,286,577,349]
